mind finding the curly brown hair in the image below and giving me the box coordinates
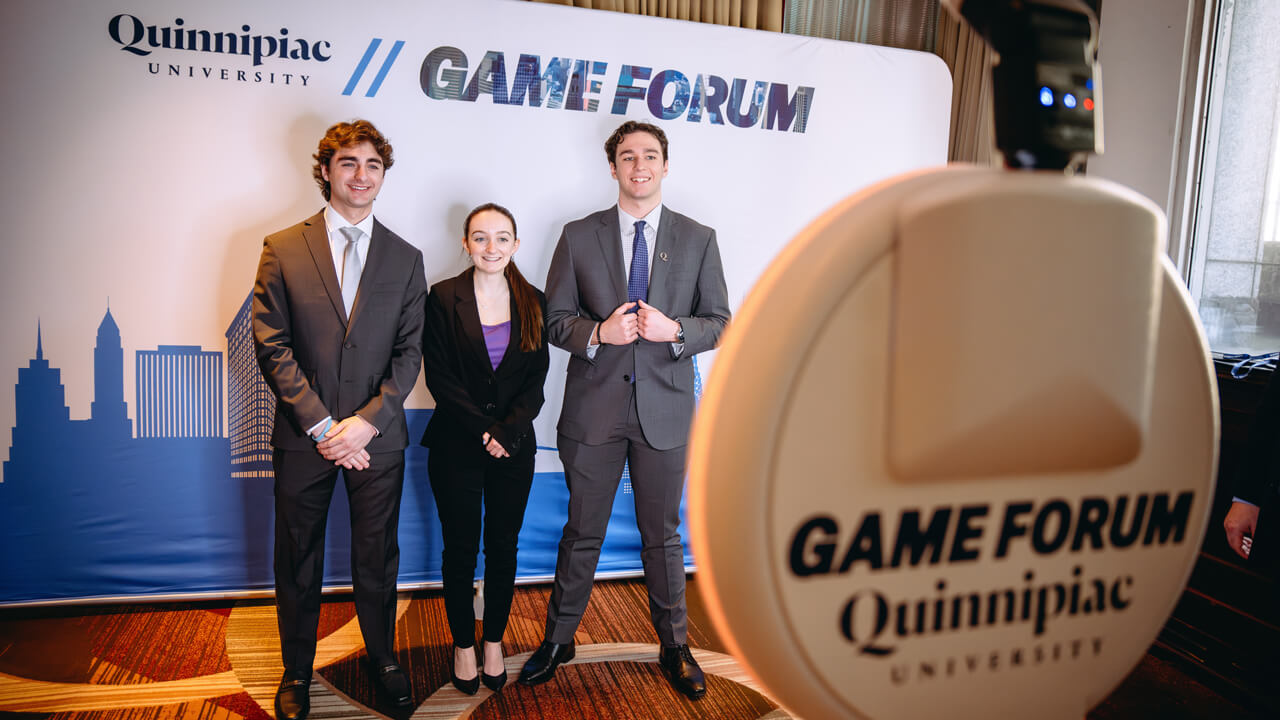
[604,120,668,165]
[312,120,395,201]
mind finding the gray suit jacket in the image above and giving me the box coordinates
[252,210,427,452]
[546,206,730,450]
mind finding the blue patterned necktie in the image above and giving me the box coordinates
[627,220,648,312]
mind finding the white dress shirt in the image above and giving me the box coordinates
[307,205,376,440]
[617,204,661,284]
[324,204,373,288]
[586,204,682,358]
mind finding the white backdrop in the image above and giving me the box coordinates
[0,0,950,602]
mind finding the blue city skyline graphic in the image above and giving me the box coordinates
[1,292,691,605]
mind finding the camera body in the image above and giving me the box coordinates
[944,0,1101,170]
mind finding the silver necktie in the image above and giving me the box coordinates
[339,226,363,316]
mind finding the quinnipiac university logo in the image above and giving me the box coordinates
[107,12,332,88]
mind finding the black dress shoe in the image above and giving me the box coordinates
[517,641,575,686]
[274,672,311,720]
[372,663,413,708]
[481,667,508,692]
[658,644,707,700]
[481,642,508,691]
[452,667,480,695]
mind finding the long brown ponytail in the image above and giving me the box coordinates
[504,260,543,351]
[464,203,543,351]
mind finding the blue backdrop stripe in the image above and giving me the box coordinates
[0,294,693,603]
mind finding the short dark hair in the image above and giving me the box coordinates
[604,120,668,165]
[312,120,394,201]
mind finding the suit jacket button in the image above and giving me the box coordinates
[623,374,631,382]
[344,342,354,349]
[484,403,496,412]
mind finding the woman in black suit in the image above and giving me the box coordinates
[421,203,549,694]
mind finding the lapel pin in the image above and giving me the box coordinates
[660,252,669,261]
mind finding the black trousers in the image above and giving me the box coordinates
[428,439,535,646]
[273,448,405,673]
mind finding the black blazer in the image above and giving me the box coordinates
[1236,369,1280,569]
[420,267,550,456]
[1237,370,1280,507]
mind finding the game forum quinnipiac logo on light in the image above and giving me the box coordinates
[107,12,333,88]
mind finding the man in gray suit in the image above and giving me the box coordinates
[253,120,425,720]
[518,120,730,700]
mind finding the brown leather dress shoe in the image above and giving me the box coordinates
[517,641,575,686]
[658,644,707,700]
[274,672,311,720]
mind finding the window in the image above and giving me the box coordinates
[1188,0,1280,356]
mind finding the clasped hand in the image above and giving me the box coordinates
[598,299,679,345]
[481,432,510,458]
[317,415,377,470]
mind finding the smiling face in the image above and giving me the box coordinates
[321,140,384,224]
[610,130,668,216]
[464,208,519,276]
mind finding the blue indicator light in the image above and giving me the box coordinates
[1039,87,1054,106]
[1086,78,1094,90]
[1063,93,1078,109]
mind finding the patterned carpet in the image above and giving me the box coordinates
[0,578,781,719]
[0,577,1256,719]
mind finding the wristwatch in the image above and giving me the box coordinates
[675,320,685,343]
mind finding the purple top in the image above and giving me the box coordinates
[482,321,510,370]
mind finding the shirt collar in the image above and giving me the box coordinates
[324,204,375,240]
[617,204,662,236]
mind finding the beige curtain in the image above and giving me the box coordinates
[785,0,936,50]
[528,0,784,32]
[934,8,996,165]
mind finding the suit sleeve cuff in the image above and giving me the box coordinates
[308,416,333,441]
[586,323,601,359]
[355,411,382,437]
